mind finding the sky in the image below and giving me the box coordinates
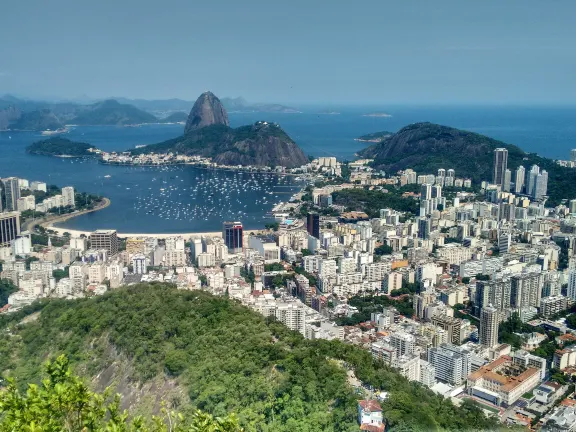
[0,0,575,105]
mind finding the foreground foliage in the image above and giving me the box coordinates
[0,354,242,431]
[0,283,503,431]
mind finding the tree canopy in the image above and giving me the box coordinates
[0,283,501,431]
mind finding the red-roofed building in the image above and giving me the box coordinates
[358,400,384,430]
[360,424,385,432]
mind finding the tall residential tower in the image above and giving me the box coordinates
[492,148,508,187]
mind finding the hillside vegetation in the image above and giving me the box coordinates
[131,123,308,168]
[359,122,576,205]
[26,137,98,157]
[0,354,243,431]
[0,283,502,431]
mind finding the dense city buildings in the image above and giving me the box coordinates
[1,153,576,429]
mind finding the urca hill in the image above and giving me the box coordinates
[359,122,576,205]
[131,91,308,168]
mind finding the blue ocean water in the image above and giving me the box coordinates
[0,106,575,233]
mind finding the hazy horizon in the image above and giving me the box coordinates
[1,0,575,105]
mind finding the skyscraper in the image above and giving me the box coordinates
[514,166,525,194]
[2,177,20,211]
[503,169,511,192]
[534,170,548,200]
[527,165,540,197]
[571,149,576,163]
[418,217,431,240]
[420,183,432,200]
[492,148,508,187]
[568,269,576,302]
[480,305,499,348]
[307,213,320,238]
[223,221,243,253]
[0,212,20,246]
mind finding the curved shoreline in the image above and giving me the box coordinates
[44,226,266,240]
[23,197,111,233]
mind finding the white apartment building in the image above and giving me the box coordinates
[390,331,416,356]
[428,343,472,385]
[318,259,337,278]
[70,237,87,252]
[164,250,187,267]
[364,261,392,282]
[165,236,185,251]
[132,254,147,274]
[89,262,106,284]
[248,235,280,263]
[61,186,75,207]
[197,252,216,268]
[436,244,473,265]
[384,272,403,293]
[303,255,319,273]
[568,269,576,301]
[338,257,357,274]
[393,354,421,382]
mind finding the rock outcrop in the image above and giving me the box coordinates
[184,91,229,134]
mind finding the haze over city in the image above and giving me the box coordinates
[1,0,575,104]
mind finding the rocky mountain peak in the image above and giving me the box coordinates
[184,91,229,134]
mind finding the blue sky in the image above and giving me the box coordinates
[1,0,574,104]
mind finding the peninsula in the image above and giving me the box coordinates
[130,91,309,169]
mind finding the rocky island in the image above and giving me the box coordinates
[131,91,309,168]
[26,137,100,157]
[362,112,392,118]
[355,131,393,142]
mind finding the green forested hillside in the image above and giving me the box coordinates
[359,122,576,205]
[0,283,502,431]
[26,137,97,157]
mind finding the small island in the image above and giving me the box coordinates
[355,131,393,143]
[26,137,100,158]
[318,111,341,115]
[362,112,392,118]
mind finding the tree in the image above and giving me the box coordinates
[375,245,393,256]
[53,267,70,282]
[300,249,313,257]
[0,354,243,431]
[0,279,17,307]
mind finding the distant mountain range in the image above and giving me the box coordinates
[71,100,157,126]
[0,94,301,131]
